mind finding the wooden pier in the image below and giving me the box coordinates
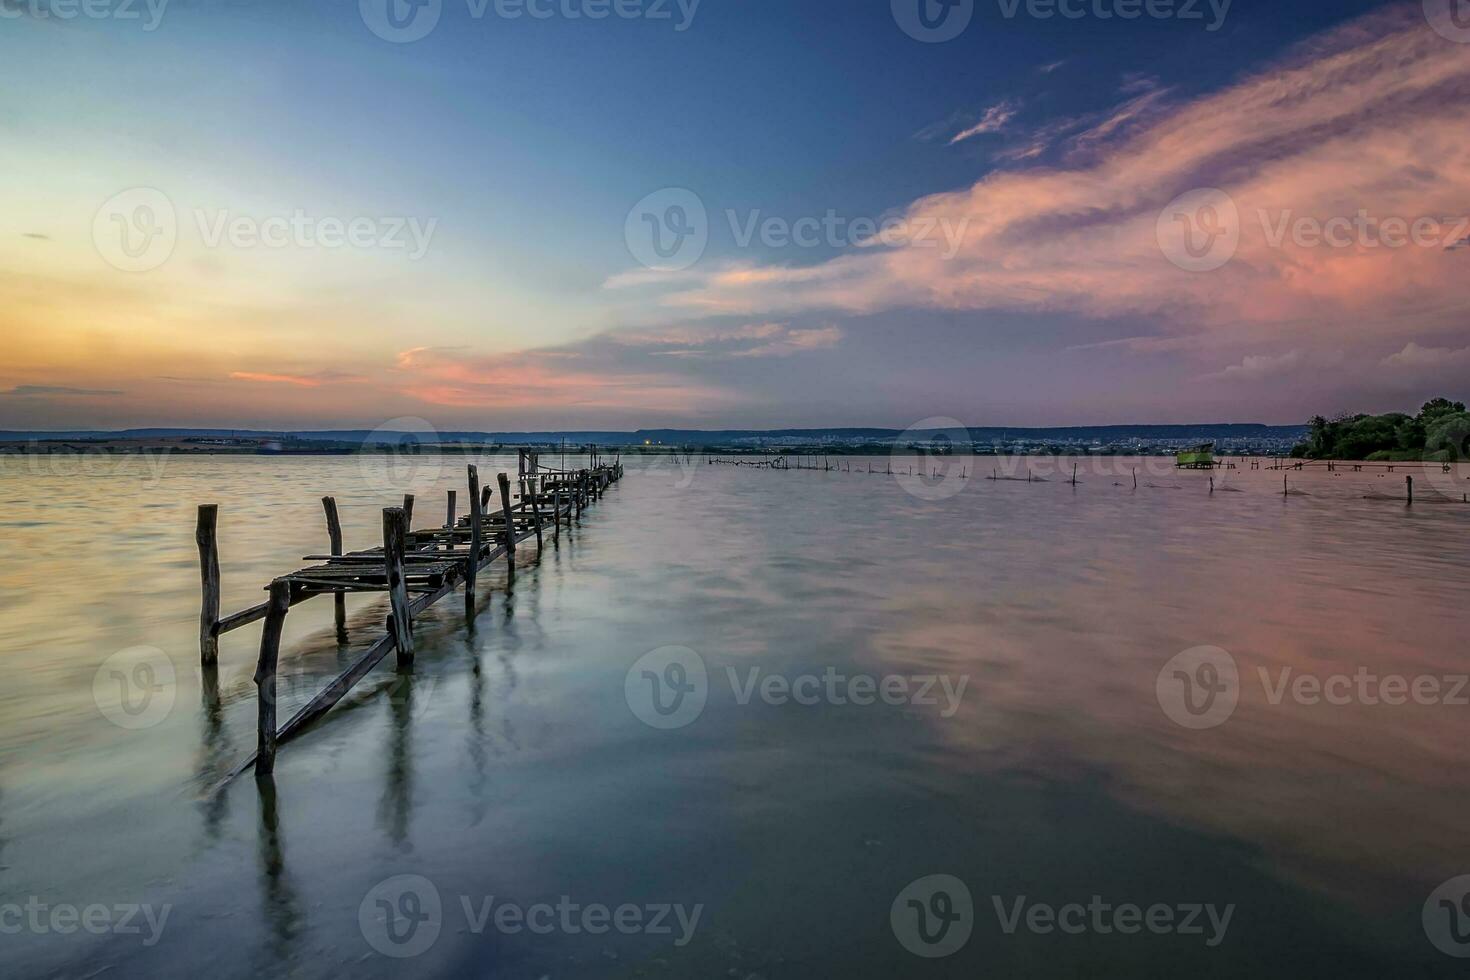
[197,450,623,785]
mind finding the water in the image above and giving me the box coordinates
[1,452,1468,977]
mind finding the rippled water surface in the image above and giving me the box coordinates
[2,453,1469,977]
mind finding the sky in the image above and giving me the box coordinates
[2,0,1469,430]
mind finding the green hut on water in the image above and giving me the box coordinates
[1176,443,1215,469]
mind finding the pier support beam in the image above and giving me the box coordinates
[466,467,482,617]
[254,579,291,777]
[402,494,415,530]
[527,474,544,549]
[445,489,457,528]
[383,507,414,665]
[497,472,517,570]
[322,497,346,640]
[196,504,221,665]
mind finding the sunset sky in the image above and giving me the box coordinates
[3,0,1469,430]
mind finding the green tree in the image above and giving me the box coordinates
[1425,412,1470,463]
[1418,398,1466,424]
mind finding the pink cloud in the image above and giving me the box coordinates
[657,8,1470,354]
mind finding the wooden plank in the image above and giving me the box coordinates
[253,579,291,776]
[196,504,220,665]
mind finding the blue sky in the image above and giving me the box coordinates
[2,0,1467,429]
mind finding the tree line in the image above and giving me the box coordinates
[1291,398,1470,461]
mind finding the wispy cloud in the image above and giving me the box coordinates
[229,370,367,387]
[1382,341,1470,372]
[1203,350,1343,382]
[2,384,122,397]
[949,100,1021,144]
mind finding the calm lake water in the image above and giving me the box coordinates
[2,452,1469,977]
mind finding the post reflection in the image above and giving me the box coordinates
[255,775,301,955]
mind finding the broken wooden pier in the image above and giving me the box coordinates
[196,450,623,784]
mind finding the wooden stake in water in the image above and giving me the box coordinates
[497,472,517,569]
[466,466,482,615]
[196,504,221,665]
[254,579,291,776]
[382,507,413,665]
[1406,475,1413,506]
[322,496,346,639]
[445,489,457,528]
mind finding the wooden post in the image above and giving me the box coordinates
[497,472,516,567]
[1407,475,1414,505]
[464,467,482,590]
[254,579,290,776]
[466,467,482,615]
[481,485,493,511]
[383,507,413,664]
[322,496,346,639]
[196,504,221,665]
[446,489,457,528]
[553,484,562,542]
[402,493,415,530]
[527,472,544,548]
